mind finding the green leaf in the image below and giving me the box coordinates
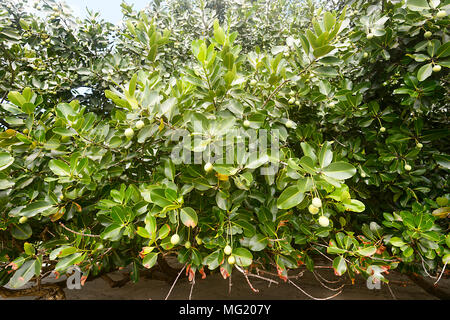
[142,252,158,269]
[180,207,198,228]
[436,42,450,58]
[248,234,268,251]
[277,185,305,210]
[213,19,226,45]
[11,224,32,240]
[233,248,253,267]
[357,246,377,257]
[54,252,84,272]
[0,152,14,171]
[9,260,39,288]
[7,91,25,107]
[343,199,365,212]
[322,162,356,180]
[48,159,70,176]
[332,256,347,276]
[417,63,433,81]
[20,201,54,218]
[406,0,430,11]
[318,141,333,168]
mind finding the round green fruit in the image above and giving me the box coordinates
[195,236,202,245]
[380,127,386,133]
[285,120,295,128]
[170,234,180,245]
[424,31,432,38]
[416,143,423,149]
[288,97,295,104]
[228,255,236,265]
[432,65,441,72]
[366,33,374,40]
[224,245,232,255]
[404,164,412,171]
[204,162,213,173]
[243,120,250,127]
[250,79,257,86]
[308,204,319,215]
[437,10,447,18]
[19,216,28,224]
[124,128,134,138]
[363,52,368,58]
[184,241,191,249]
[136,120,145,129]
[318,216,329,227]
[312,197,322,208]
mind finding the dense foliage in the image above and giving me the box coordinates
[0,0,449,295]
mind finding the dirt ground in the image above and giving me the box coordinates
[1,258,448,300]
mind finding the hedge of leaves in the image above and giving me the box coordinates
[0,0,449,291]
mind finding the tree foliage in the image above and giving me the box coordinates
[0,0,449,293]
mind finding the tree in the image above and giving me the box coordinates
[0,0,449,299]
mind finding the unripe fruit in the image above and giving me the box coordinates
[250,79,257,86]
[328,101,336,107]
[184,241,191,249]
[288,97,295,104]
[363,52,368,58]
[196,236,202,245]
[224,245,232,255]
[432,65,441,72]
[308,204,319,215]
[424,31,432,38]
[404,164,412,171]
[295,100,300,106]
[318,216,329,227]
[380,127,386,133]
[59,195,64,200]
[19,216,28,224]
[124,128,134,138]
[170,234,180,245]
[228,255,236,265]
[361,172,367,178]
[416,143,423,149]
[136,120,145,129]
[366,33,374,40]
[285,120,295,128]
[243,120,250,127]
[437,10,447,18]
[204,162,213,173]
[312,197,322,208]
[289,90,295,96]
[23,129,29,134]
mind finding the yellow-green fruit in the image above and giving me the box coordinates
[416,143,423,149]
[285,120,295,128]
[363,52,368,58]
[288,97,295,104]
[170,234,180,245]
[366,33,374,40]
[328,101,336,107]
[250,79,257,86]
[243,120,250,127]
[312,197,322,208]
[424,31,432,38]
[432,65,441,72]
[404,164,412,171]
[195,236,202,245]
[295,100,300,106]
[228,255,236,265]
[59,195,64,200]
[224,245,232,255]
[437,10,447,18]
[124,128,134,138]
[308,204,319,215]
[19,216,28,224]
[23,129,29,134]
[380,127,386,133]
[184,241,191,249]
[136,120,145,129]
[361,172,367,178]
[318,216,329,227]
[204,162,213,173]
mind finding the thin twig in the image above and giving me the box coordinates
[235,265,259,293]
[164,263,187,300]
[434,263,447,286]
[59,222,100,238]
[288,279,343,300]
[313,269,342,284]
[312,271,345,291]
[188,277,195,300]
[387,282,397,300]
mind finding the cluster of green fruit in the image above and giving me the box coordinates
[308,197,329,227]
[124,120,145,138]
